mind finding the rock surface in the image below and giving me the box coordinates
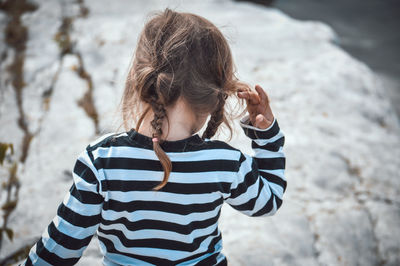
[0,0,399,265]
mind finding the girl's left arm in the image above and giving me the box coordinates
[20,147,104,266]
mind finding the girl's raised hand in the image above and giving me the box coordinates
[237,84,275,129]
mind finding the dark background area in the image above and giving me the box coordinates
[236,0,400,118]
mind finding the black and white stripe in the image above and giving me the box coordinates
[22,115,286,265]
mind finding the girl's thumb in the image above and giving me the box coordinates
[255,114,272,129]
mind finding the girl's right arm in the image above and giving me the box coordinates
[225,85,286,216]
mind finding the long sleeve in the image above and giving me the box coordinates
[225,115,286,217]
[21,146,104,265]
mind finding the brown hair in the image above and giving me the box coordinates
[117,8,248,190]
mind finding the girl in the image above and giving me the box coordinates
[21,8,286,266]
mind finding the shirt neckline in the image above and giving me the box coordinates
[127,128,205,152]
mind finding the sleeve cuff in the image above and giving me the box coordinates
[239,114,276,131]
[239,114,280,139]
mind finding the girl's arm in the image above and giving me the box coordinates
[225,85,286,216]
[20,147,104,265]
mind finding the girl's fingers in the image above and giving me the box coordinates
[237,91,247,98]
[255,84,269,103]
[237,86,249,93]
[237,90,260,104]
[238,85,269,105]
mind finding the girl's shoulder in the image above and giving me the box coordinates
[86,131,131,152]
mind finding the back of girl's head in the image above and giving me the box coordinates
[119,8,247,190]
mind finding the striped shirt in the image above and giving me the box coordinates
[21,115,286,265]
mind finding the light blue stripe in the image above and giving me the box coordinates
[93,146,240,161]
[99,222,218,243]
[64,191,102,216]
[232,155,254,190]
[239,178,274,216]
[72,171,99,193]
[41,229,85,259]
[259,198,278,217]
[26,244,53,266]
[103,168,234,183]
[269,182,284,199]
[253,148,285,158]
[108,190,221,204]
[226,176,261,206]
[52,215,99,239]
[101,205,222,225]
[252,130,284,145]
